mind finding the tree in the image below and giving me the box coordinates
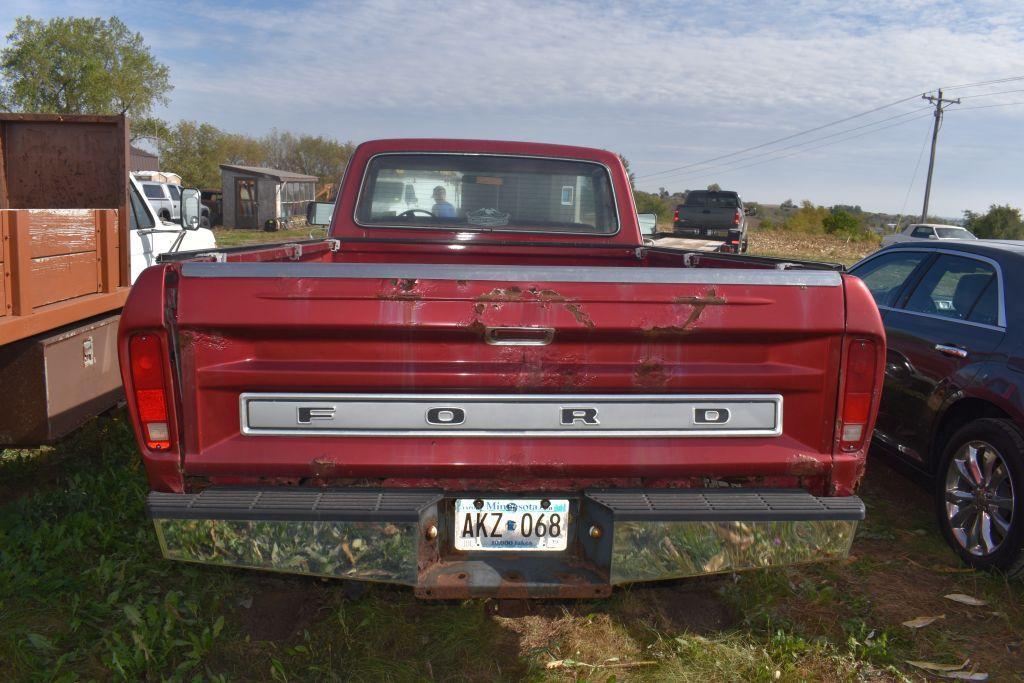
[261,129,355,185]
[822,209,861,237]
[1,16,171,118]
[963,204,1024,239]
[156,121,229,188]
[706,183,721,192]
[780,199,796,210]
[633,191,670,223]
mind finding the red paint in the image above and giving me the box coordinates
[118,139,886,499]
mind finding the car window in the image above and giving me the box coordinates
[968,279,999,326]
[850,251,929,307]
[911,226,933,238]
[129,187,155,230]
[167,185,181,200]
[935,227,976,239]
[143,183,164,200]
[704,193,740,209]
[682,192,706,207]
[903,254,997,321]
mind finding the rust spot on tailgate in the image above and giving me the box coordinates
[787,453,828,476]
[635,358,668,387]
[177,330,228,352]
[310,457,337,478]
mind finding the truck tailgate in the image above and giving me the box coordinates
[165,261,847,485]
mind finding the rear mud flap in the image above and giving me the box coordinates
[148,488,863,598]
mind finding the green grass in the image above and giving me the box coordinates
[3,413,1022,681]
[210,225,323,249]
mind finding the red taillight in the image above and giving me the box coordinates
[733,209,742,226]
[673,209,679,222]
[839,339,877,452]
[129,334,172,451]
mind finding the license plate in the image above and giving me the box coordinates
[454,498,570,551]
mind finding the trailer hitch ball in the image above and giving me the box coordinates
[589,525,603,539]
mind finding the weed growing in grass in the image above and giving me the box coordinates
[0,416,232,680]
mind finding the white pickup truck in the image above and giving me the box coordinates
[881,223,977,247]
[129,175,217,282]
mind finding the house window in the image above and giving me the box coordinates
[561,186,574,206]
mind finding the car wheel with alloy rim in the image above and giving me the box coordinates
[935,418,1023,577]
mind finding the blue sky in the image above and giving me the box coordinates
[3,0,1023,217]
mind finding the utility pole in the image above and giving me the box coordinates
[920,88,960,222]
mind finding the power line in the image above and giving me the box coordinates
[894,121,935,232]
[939,75,1024,91]
[639,76,1024,183]
[657,112,934,186]
[951,100,1024,111]
[636,92,925,180]
[646,105,931,185]
[958,88,1024,99]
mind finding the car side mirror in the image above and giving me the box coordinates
[179,188,202,230]
[636,213,657,236]
[307,201,334,227]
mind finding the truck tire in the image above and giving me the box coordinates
[934,418,1024,577]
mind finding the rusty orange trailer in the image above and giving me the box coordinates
[0,113,130,445]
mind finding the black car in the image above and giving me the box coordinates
[850,240,1022,576]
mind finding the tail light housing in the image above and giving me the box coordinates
[673,209,679,223]
[733,209,742,226]
[129,333,173,451]
[838,338,878,452]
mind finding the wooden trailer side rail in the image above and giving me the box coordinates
[0,208,127,345]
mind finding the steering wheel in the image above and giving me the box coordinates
[398,209,435,219]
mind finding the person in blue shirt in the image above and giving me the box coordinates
[431,186,457,218]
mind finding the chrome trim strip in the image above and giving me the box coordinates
[876,304,1006,333]
[182,261,842,286]
[239,392,783,438]
[352,151,622,237]
[853,248,1006,328]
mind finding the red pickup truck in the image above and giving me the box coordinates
[119,139,884,599]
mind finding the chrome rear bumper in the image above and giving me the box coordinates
[148,487,862,599]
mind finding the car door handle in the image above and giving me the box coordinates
[935,344,968,359]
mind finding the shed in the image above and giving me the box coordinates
[130,145,159,172]
[219,164,318,229]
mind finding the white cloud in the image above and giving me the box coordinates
[2,0,1021,213]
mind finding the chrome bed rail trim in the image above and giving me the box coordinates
[181,262,842,286]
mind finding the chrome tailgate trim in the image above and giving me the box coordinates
[240,393,783,438]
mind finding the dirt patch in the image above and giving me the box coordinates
[237,577,325,642]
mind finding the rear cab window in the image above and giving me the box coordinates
[355,154,618,235]
[143,183,165,200]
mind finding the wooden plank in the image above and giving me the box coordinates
[1,210,8,318]
[25,209,98,258]
[97,210,118,292]
[116,116,129,287]
[30,251,99,308]
[8,210,32,315]
[0,289,127,346]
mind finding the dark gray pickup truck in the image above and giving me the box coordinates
[672,190,749,253]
